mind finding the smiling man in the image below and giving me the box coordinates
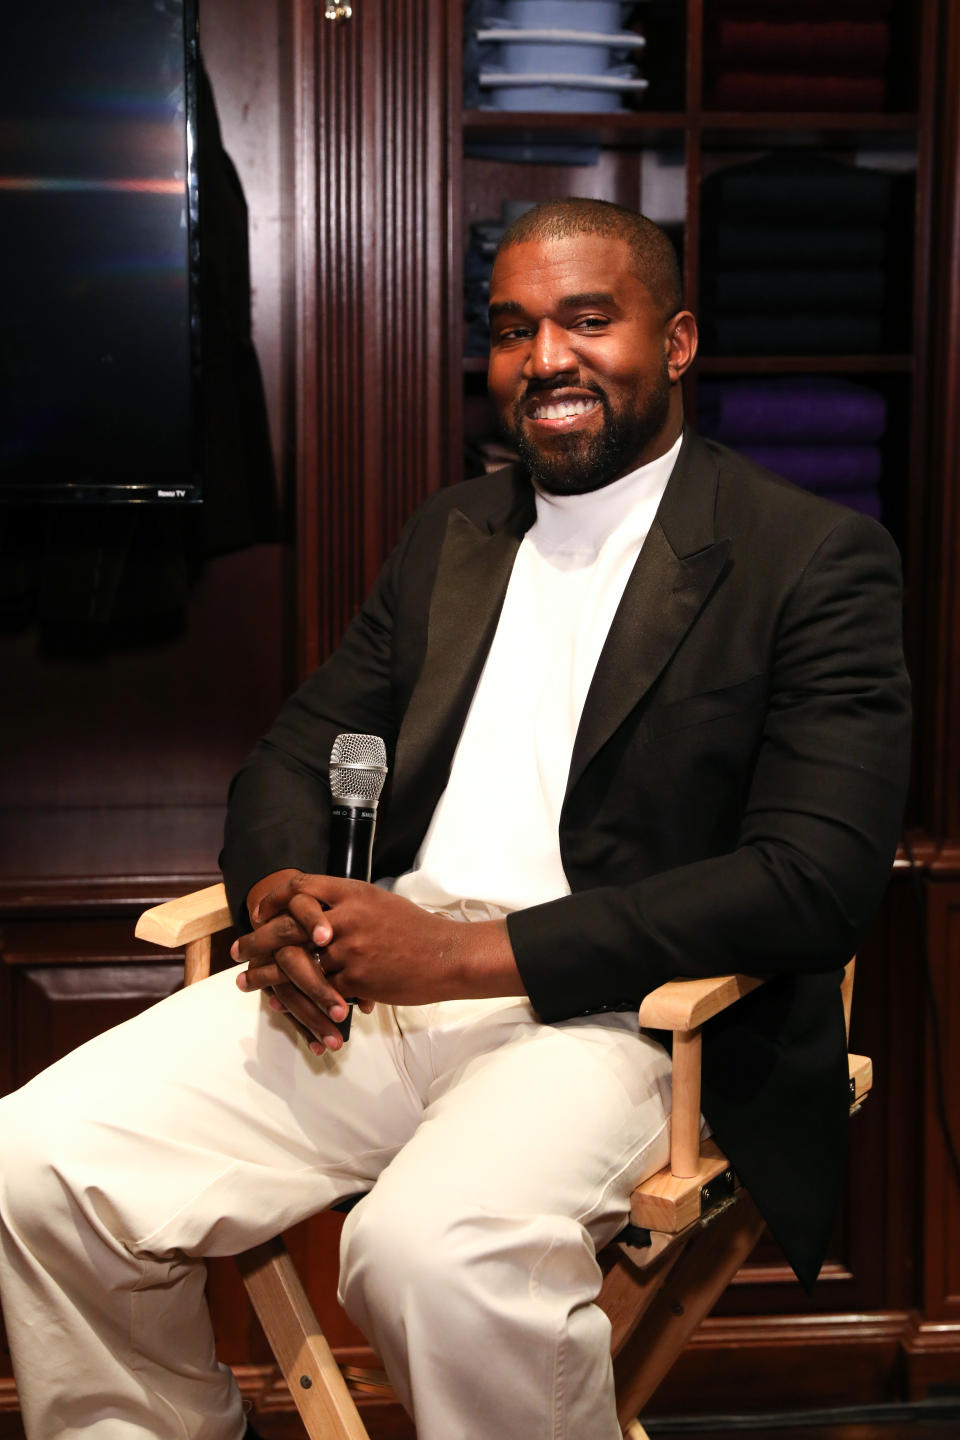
[0,200,910,1440]
[488,211,691,494]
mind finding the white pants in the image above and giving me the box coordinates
[0,967,673,1440]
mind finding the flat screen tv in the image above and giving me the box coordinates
[0,0,201,503]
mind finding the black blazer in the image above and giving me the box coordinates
[222,429,911,1289]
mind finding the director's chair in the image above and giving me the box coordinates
[137,885,870,1440]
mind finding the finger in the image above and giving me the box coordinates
[285,889,335,947]
[357,998,376,1014]
[245,975,349,1053]
[272,980,350,1053]
[231,912,308,966]
[256,872,360,930]
[237,961,287,990]
[266,984,339,1051]
[251,872,304,926]
[240,943,352,1025]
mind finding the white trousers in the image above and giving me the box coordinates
[0,967,674,1440]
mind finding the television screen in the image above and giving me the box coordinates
[0,0,200,503]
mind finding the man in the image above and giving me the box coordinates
[0,200,910,1440]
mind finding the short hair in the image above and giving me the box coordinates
[496,198,683,318]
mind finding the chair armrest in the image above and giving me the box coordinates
[638,974,766,1032]
[135,883,232,949]
[638,974,766,1181]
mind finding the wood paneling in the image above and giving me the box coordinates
[924,0,960,856]
[648,1312,910,1417]
[13,963,183,1088]
[4,0,960,1427]
[301,0,456,671]
[921,884,960,1321]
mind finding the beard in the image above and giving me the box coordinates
[504,369,672,497]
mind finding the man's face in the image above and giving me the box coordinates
[487,234,688,495]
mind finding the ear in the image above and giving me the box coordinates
[664,311,698,382]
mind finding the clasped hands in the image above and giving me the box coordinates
[232,871,522,1052]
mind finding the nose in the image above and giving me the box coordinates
[525,319,577,381]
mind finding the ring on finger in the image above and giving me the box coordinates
[311,946,326,975]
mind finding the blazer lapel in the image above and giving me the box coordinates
[389,494,531,843]
[567,432,731,798]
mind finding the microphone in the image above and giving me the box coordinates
[326,733,388,1039]
[329,732,388,880]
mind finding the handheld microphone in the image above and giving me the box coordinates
[326,733,388,1039]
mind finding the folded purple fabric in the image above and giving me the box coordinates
[697,379,887,443]
[738,444,882,489]
[717,20,890,72]
[712,72,886,111]
[812,487,881,519]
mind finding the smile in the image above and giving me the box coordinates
[527,397,600,427]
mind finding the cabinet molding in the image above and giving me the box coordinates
[296,0,456,674]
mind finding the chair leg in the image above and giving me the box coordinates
[597,1231,688,1358]
[237,1237,371,1440]
[613,1195,766,1429]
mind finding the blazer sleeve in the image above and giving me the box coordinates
[219,514,420,929]
[506,511,912,1022]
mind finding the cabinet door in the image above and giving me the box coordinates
[297,0,459,672]
[11,960,183,1088]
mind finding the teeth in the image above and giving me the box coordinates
[532,398,596,421]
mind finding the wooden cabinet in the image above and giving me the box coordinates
[4,0,960,1424]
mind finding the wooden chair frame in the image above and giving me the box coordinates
[137,885,870,1440]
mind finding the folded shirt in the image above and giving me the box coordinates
[709,0,893,16]
[698,378,887,443]
[714,222,886,269]
[703,153,896,225]
[715,20,890,71]
[737,443,882,488]
[708,312,884,354]
[712,72,886,111]
[709,268,886,313]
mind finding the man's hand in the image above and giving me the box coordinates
[232,872,525,1052]
[235,866,361,1053]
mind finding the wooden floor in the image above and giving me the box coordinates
[1,1409,957,1439]
[242,1409,959,1440]
[247,1420,957,1440]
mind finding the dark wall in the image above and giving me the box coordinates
[0,0,295,896]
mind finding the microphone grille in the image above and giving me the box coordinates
[330,733,388,803]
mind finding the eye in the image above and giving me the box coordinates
[492,324,532,345]
[574,315,610,332]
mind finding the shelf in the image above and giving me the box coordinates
[464,111,919,148]
[696,356,914,375]
[700,112,919,132]
[464,356,914,375]
[463,111,687,148]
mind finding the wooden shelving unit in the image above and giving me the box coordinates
[458,0,932,566]
[5,0,960,1428]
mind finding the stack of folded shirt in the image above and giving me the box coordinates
[706,0,894,112]
[464,201,536,357]
[697,376,886,518]
[464,0,648,117]
[699,152,908,355]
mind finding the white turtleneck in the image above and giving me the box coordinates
[392,433,682,913]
